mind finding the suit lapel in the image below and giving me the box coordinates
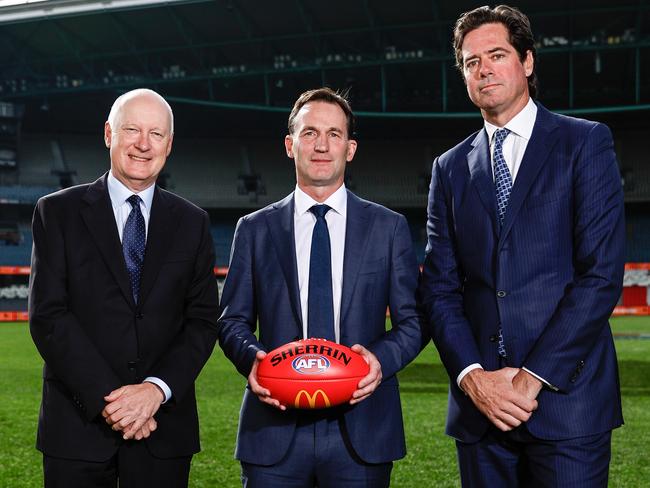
[498,104,560,250]
[339,191,373,336]
[467,129,499,235]
[266,194,303,331]
[81,173,135,309]
[138,187,178,307]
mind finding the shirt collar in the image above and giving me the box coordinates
[294,183,347,218]
[484,97,538,143]
[107,170,155,211]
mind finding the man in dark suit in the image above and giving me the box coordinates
[218,87,423,487]
[29,88,219,487]
[419,5,625,487]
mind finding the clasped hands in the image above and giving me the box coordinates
[101,383,164,440]
[460,367,543,432]
[248,344,382,410]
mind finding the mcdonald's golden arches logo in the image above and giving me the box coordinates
[294,389,331,409]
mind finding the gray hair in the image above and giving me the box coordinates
[107,88,174,134]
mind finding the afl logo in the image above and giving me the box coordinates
[292,354,330,374]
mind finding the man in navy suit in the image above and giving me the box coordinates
[419,5,625,487]
[218,87,423,487]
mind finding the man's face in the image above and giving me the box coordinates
[461,22,533,122]
[285,101,357,193]
[104,94,173,192]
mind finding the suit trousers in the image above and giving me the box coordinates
[241,410,393,488]
[43,440,192,488]
[456,424,611,488]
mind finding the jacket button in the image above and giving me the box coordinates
[127,361,137,371]
[489,335,498,342]
[136,313,144,320]
[497,291,507,298]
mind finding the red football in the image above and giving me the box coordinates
[257,338,370,409]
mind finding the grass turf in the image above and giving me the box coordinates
[0,317,648,487]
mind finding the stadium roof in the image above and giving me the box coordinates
[0,1,649,136]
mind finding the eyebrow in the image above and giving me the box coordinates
[300,125,344,133]
[121,123,168,132]
[487,47,509,54]
[465,46,509,61]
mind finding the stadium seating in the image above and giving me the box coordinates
[0,223,32,265]
[15,134,62,187]
[211,223,236,266]
[0,185,57,204]
[626,213,650,262]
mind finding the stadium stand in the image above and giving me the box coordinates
[56,133,107,184]
[620,132,650,203]
[211,223,236,267]
[0,222,31,265]
[626,212,650,262]
[15,134,61,187]
[168,139,253,207]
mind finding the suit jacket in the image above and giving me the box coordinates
[29,173,219,461]
[419,103,625,443]
[218,190,423,465]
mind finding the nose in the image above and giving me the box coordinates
[314,133,328,152]
[478,58,493,78]
[134,131,151,151]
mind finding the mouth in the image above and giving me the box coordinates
[128,154,151,162]
[480,83,500,92]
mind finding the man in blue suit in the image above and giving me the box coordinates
[419,5,625,487]
[218,87,423,487]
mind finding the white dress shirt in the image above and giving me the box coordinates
[106,170,172,403]
[293,184,347,343]
[484,97,537,184]
[457,99,554,391]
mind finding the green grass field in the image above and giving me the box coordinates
[1,317,649,487]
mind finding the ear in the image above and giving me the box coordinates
[346,139,358,162]
[104,121,112,148]
[284,134,295,158]
[523,50,534,77]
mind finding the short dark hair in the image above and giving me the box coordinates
[453,4,538,99]
[288,87,355,138]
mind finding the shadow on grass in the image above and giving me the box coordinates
[398,363,451,394]
[395,361,650,396]
[619,361,650,396]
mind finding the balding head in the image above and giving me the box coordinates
[107,88,174,135]
[104,88,174,192]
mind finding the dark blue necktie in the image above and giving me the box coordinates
[493,128,511,357]
[493,128,512,227]
[307,204,335,342]
[123,194,146,303]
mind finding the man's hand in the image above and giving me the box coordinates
[132,417,158,441]
[102,383,164,439]
[512,369,543,400]
[460,367,538,432]
[248,350,286,411]
[349,344,382,405]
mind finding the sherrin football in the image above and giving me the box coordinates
[257,338,370,409]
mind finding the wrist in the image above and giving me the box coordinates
[460,367,483,394]
[145,381,165,404]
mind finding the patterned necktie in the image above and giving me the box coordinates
[307,204,335,342]
[493,129,511,357]
[493,128,512,226]
[123,194,146,303]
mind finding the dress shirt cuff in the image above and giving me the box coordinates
[521,367,559,392]
[457,363,483,392]
[144,377,172,404]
